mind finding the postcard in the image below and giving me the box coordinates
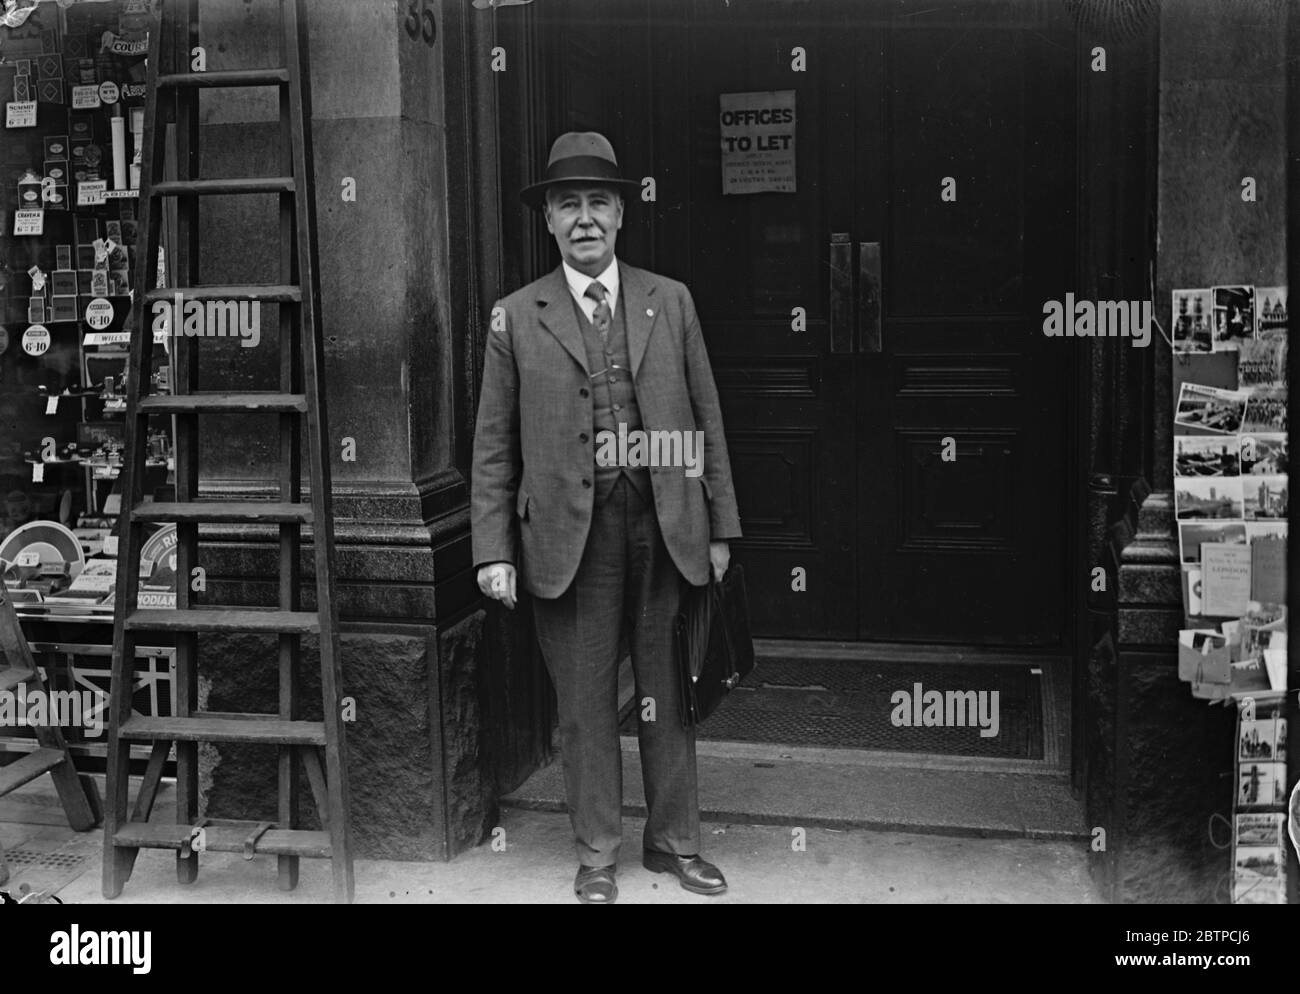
[1235,812,1284,848]
[1233,845,1283,878]
[1233,878,1286,904]
[1174,476,1243,520]
[1173,383,1247,434]
[1172,288,1213,353]
[1238,762,1284,808]
[1240,718,1283,763]
[1178,522,1246,565]
[1211,285,1255,351]
[1242,474,1287,520]
[1175,435,1239,476]
[1241,386,1286,432]
[1239,433,1287,475]
[1236,338,1285,390]
[1254,285,1286,342]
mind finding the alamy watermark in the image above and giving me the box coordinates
[151,294,260,348]
[889,682,1000,738]
[1042,295,1152,348]
[0,684,106,738]
[594,425,705,477]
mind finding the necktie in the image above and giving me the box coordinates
[584,280,611,341]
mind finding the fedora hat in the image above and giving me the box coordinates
[520,131,641,210]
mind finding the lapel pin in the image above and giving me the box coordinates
[646,308,654,317]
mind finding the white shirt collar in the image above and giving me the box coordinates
[562,257,619,312]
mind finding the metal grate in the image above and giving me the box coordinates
[1,850,86,870]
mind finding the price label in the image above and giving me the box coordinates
[85,298,115,330]
[71,85,102,110]
[98,81,120,104]
[103,535,119,557]
[6,101,37,128]
[15,551,41,568]
[46,395,59,415]
[78,180,108,207]
[22,325,51,356]
[14,209,44,236]
[31,463,44,483]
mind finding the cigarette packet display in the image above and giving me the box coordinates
[50,295,78,323]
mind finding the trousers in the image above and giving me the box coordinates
[531,474,701,866]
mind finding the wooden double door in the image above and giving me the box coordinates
[541,0,1077,644]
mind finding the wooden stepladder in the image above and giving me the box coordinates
[102,0,353,903]
[0,585,101,851]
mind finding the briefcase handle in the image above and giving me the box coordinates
[711,569,741,687]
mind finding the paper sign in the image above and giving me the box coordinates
[15,552,40,568]
[31,462,44,483]
[98,81,120,104]
[720,90,796,195]
[78,179,108,206]
[85,297,115,330]
[45,395,59,415]
[6,101,37,128]
[21,325,51,356]
[71,85,102,110]
[1201,543,1252,617]
[14,208,44,235]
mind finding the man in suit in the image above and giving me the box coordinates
[471,132,742,904]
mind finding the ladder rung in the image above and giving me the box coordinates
[138,393,308,414]
[0,748,66,796]
[0,668,35,693]
[133,502,313,525]
[152,177,295,197]
[125,609,320,634]
[113,823,331,858]
[144,285,301,304]
[156,68,290,89]
[119,714,326,746]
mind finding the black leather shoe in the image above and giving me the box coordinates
[642,849,727,895]
[574,864,618,904]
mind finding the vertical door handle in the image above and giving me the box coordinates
[829,233,853,354]
[858,241,882,353]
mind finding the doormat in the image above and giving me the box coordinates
[623,658,1044,759]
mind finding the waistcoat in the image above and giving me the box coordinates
[572,292,651,506]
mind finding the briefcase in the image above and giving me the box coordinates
[675,564,755,727]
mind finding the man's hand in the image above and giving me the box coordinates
[477,562,518,610]
[709,541,730,583]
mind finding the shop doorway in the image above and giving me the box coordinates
[653,1,1075,645]
[524,0,1077,647]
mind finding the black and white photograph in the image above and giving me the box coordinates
[1234,845,1284,879]
[1243,475,1289,520]
[1174,477,1244,520]
[1236,812,1285,848]
[1174,435,1240,476]
[1179,523,1248,567]
[0,0,1296,943]
[1173,383,1247,434]
[1240,433,1289,475]
[1239,763,1286,809]
[1171,288,1213,354]
[1242,386,1289,432]
[1255,285,1288,341]
[1211,285,1256,351]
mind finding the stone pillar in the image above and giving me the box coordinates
[1104,0,1288,902]
[177,0,492,860]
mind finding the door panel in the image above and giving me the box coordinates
[855,4,1074,643]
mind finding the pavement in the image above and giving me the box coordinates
[0,765,1102,904]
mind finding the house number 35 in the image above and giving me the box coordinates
[405,0,436,45]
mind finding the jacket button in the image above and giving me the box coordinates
[579,388,589,398]
[579,433,589,443]
[581,479,592,488]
